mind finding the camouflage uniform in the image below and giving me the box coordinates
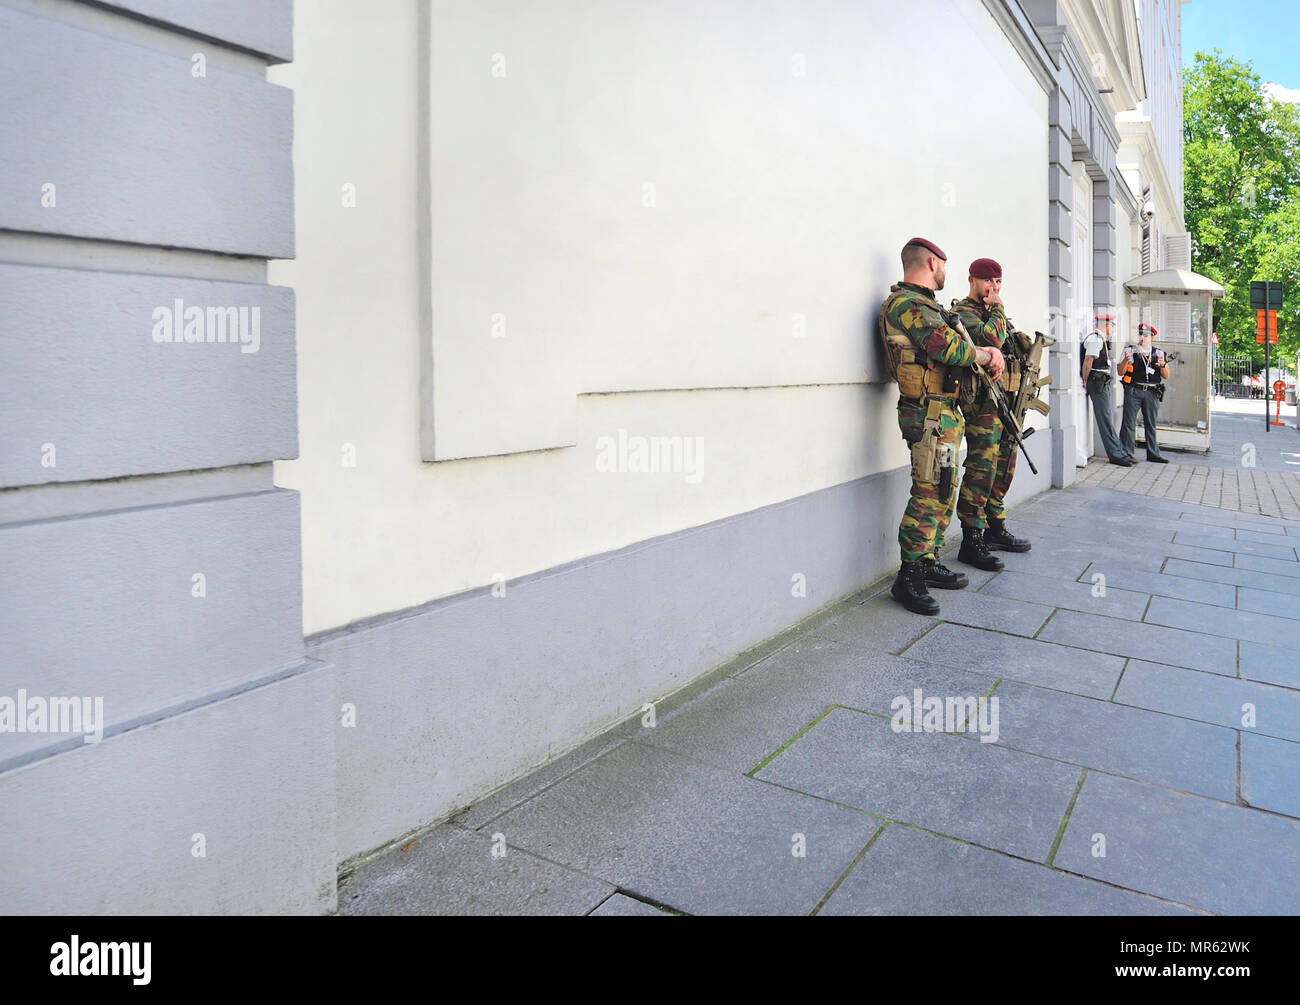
[952,296,1016,526]
[882,282,978,563]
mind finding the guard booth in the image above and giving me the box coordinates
[1123,269,1226,453]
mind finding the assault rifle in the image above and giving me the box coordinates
[939,306,1039,475]
[1002,318,1055,430]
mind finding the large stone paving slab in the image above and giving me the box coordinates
[1006,537,1143,574]
[1163,557,1300,597]
[1237,526,1298,544]
[1237,586,1300,623]
[978,568,1147,620]
[818,823,1192,916]
[1054,772,1300,914]
[338,824,615,916]
[755,707,1080,862]
[1037,610,1237,676]
[1145,594,1300,649]
[1240,640,1300,689]
[487,741,879,915]
[1240,732,1300,818]
[454,734,629,830]
[901,622,1125,698]
[1235,553,1300,579]
[1178,510,1296,534]
[626,675,832,775]
[1074,561,1236,607]
[990,680,1237,801]
[1171,530,1299,562]
[1115,659,1300,742]
[810,587,1053,644]
[806,594,947,653]
[649,645,996,773]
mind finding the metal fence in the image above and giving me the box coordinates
[1213,354,1295,399]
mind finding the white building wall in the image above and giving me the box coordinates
[272,0,1051,638]
[270,0,1054,860]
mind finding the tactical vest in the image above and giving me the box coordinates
[877,284,956,402]
[1123,347,1162,387]
[1081,334,1109,373]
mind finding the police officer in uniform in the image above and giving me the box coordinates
[878,238,1005,615]
[951,258,1031,566]
[1082,314,1132,465]
[1119,322,1170,463]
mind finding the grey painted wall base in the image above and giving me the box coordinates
[314,459,1051,865]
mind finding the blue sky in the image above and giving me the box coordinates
[1182,0,1300,93]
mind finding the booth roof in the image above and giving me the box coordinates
[1123,269,1226,298]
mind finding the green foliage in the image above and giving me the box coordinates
[1184,50,1300,363]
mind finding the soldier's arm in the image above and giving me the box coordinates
[896,300,978,369]
[956,302,1006,348]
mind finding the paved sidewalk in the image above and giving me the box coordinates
[1077,408,1300,518]
[337,481,1300,915]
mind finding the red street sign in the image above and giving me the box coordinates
[1256,310,1278,344]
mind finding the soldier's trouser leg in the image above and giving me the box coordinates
[956,400,1001,531]
[898,399,963,564]
[1140,387,1164,459]
[986,431,1018,521]
[1120,385,1141,457]
[1087,380,1124,460]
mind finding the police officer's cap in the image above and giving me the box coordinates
[1138,323,1158,337]
[968,258,1002,280]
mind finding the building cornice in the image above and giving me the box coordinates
[1060,0,1144,112]
[980,0,1056,94]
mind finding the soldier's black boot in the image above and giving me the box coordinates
[985,516,1031,553]
[919,556,968,590]
[958,529,1004,571]
[891,561,940,615]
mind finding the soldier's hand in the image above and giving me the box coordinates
[984,347,1006,380]
[983,292,1003,309]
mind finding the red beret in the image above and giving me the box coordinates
[905,237,946,261]
[1138,323,1158,337]
[969,258,1002,280]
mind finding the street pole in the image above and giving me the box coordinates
[1265,282,1271,432]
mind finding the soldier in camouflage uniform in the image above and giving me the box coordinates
[951,258,1031,566]
[879,238,1006,615]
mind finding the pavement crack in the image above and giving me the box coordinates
[1046,769,1087,868]
[746,704,836,777]
[809,823,888,916]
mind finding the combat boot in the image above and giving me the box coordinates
[958,530,1004,571]
[891,561,940,615]
[918,556,968,590]
[985,516,1031,553]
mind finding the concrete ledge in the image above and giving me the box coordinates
[0,489,304,761]
[0,266,296,487]
[0,659,335,914]
[89,0,294,61]
[0,6,293,256]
